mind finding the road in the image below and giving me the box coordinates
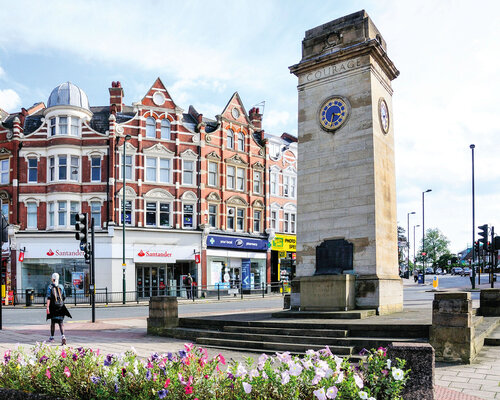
[0,274,494,327]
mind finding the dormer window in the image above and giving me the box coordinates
[48,116,81,136]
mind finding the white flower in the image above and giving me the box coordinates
[258,354,268,365]
[359,391,368,400]
[249,369,259,380]
[289,362,303,376]
[335,371,344,383]
[281,371,290,385]
[276,351,292,363]
[317,360,329,370]
[392,368,404,381]
[302,359,313,369]
[306,349,317,357]
[242,382,252,394]
[236,364,247,377]
[354,374,364,388]
[315,367,326,379]
[313,387,327,400]
[262,371,268,380]
[368,397,376,400]
[386,359,391,369]
[324,367,333,378]
[326,386,338,399]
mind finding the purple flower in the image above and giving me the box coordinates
[104,354,113,366]
[158,389,168,399]
[359,348,368,356]
[91,376,101,384]
[151,352,159,361]
[167,352,174,361]
[227,372,235,380]
[178,350,187,359]
[72,353,78,361]
[146,370,152,380]
[4,350,11,363]
[114,383,119,393]
[39,355,48,363]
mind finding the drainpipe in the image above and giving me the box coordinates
[16,142,22,224]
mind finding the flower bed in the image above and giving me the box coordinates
[0,343,409,399]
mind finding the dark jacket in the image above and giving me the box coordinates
[46,284,72,320]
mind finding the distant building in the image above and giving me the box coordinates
[0,79,297,299]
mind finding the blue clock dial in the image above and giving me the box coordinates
[319,97,349,131]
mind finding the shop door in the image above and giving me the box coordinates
[143,267,150,297]
[151,267,158,297]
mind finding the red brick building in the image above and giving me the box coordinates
[0,79,296,299]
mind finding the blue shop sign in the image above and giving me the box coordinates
[207,235,268,251]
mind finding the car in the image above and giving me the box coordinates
[462,267,471,276]
[425,267,433,274]
[436,268,443,275]
[451,267,463,275]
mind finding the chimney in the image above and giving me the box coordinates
[249,107,262,130]
[109,81,124,113]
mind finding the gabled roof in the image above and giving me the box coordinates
[221,92,250,125]
[141,77,177,110]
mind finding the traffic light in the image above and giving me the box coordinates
[74,213,88,248]
[474,241,480,255]
[478,224,489,247]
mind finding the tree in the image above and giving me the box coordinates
[417,228,451,270]
[397,226,407,266]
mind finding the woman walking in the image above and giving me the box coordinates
[46,273,72,345]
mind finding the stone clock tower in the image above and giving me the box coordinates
[289,10,402,314]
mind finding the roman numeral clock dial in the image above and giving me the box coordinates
[318,97,350,132]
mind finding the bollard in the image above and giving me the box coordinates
[217,284,220,301]
[262,282,265,298]
[105,287,108,305]
[240,282,243,299]
[74,287,77,306]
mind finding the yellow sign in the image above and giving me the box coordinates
[1,285,4,298]
[272,234,296,252]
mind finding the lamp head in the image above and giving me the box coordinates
[425,189,432,193]
[470,144,475,149]
[409,211,416,215]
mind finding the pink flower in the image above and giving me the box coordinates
[61,350,67,359]
[147,361,153,369]
[185,386,193,395]
[184,343,194,352]
[96,349,100,356]
[218,353,226,365]
[45,368,51,379]
[164,378,171,388]
[64,366,71,378]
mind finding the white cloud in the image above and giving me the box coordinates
[0,89,21,112]
[265,110,290,131]
[0,65,4,79]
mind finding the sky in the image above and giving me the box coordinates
[0,0,498,253]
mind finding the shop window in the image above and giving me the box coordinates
[91,201,101,228]
[70,156,79,181]
[253,210,261,233]
[27,202,37,229]
[183,203,195,228]
[236,208,245,231]
[237,132,244,152]
[227,129,234,149]
[146,201,171,227]
[271,210,277,230]
[183,160,195,185]
[70,201,79,225]
[226,166,235,190]
[146,117,156,138]
[270,172,278,195]
[48,202,55,227]
[208,204,217,228]
[253,171,262,194]
[208,161,217,187]
[161,119,171,140]
[236,168,245,191]
[28,158,38,183]
[91,157,101,182]
[0,159,9,184]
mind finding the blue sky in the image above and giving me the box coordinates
[1,0,499,253]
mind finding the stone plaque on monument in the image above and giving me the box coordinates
[290,10,403,314]
[315,239,353,275]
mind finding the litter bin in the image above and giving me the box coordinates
[418,274,424,284]
[25,289,34,306]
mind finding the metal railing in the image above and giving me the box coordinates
[10,281,292,306]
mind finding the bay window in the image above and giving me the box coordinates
[58,156,67,180]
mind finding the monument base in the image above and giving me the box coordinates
[355,275,403,315]
[297,275,356,311]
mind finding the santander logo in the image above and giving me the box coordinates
[47,249,55,256]
[138,250,145,257]
[137,249,173,258]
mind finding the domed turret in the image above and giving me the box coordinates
[47,82,89,110]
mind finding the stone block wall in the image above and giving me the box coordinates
[147,296,178,335]
[479,289,500,316]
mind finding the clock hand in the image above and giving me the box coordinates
[329,112,336,127]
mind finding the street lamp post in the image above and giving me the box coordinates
[470,144,476,289]
[413,224,420,266]
[407,211,416,268]
[422,189,432,283]
[122,134,131,304]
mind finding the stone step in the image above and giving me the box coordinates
[272,309,377,319]
[195,337,354,355]
[222,325,349,337]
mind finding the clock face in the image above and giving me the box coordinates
[319,97,349,131]
[379,98,389,134]
[231,108,240,119]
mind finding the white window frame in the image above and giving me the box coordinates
[253,171,262,194]
[0,159,9,184]
[70,117,80,136]
[236,167,245,191]
[48,202,55,228]
[227,129,234,149]
[237,132,244,152]
[227,206,235,231]
[119,199,134,226]
[90,201,102,229]
[182,160,195,186]
[119,153,134,181]
[208,161,218,187]
[91,156,101,182]
[59,116,68,135]
[27,202,37,229]
[160,119,171,140]
[271,210,278,231]
[49,157,55,181]
[270,171,278,195]
[57,200,67,227]
[236,207,245,231]
[145,200,172,228]
[226,165,235,190]
[290,176,297,198]
[27,158,38,183]
[253,209,262,233]
[48,116,81,137]
[208,203,218,228]
[146,117,156,138]
[284,211,296,233]
[70,156,79,181]
[283,175,290,197]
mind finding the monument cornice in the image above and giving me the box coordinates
[289,39,399,81]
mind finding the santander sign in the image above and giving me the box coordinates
[137,249,173,258]
[47,248,84,257]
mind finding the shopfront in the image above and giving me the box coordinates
[206,235,268,290]
[270,234,296,291]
